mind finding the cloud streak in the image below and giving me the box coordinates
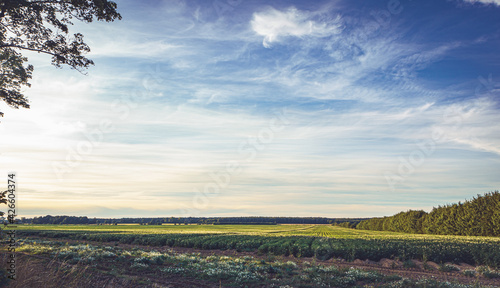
[251,7,343,48]
[462,0,500,5]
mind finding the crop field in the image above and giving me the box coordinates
[14,224,500,267]
[16,223,500,239]
[6,238,500,288]
[4,224,500,287]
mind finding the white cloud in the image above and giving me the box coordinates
[462,0,500,5]
[432,97,500,156]
[251,7,342,48]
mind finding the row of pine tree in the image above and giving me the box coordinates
[356,191,500,237]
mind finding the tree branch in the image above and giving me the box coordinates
[0,44,59,57]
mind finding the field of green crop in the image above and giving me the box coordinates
[16,224,500,239]
[14,224,500,268]
[16,224,315,235]
[8,238,499,288]
[6,239,500,288]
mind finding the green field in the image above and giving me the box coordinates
[15,223,500,239]
[14,238,499,288]
[15,224,500,267]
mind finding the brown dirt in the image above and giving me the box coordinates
[1,252,220,288]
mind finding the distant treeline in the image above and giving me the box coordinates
[213,222,276,225]
[26,216,367,226]
[357,191,500,237]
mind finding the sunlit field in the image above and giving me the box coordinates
[14,224,500,266]
[16,224,500,241]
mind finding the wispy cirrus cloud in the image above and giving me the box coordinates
[462,0,500,5]
[251,7,343,48]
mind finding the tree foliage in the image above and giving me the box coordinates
[0,0,121,117]
[0,190,7,218]
[357,191,500,237]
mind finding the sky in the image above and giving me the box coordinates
[1,0,500,218]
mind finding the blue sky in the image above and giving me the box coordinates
[1,0,499,218]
